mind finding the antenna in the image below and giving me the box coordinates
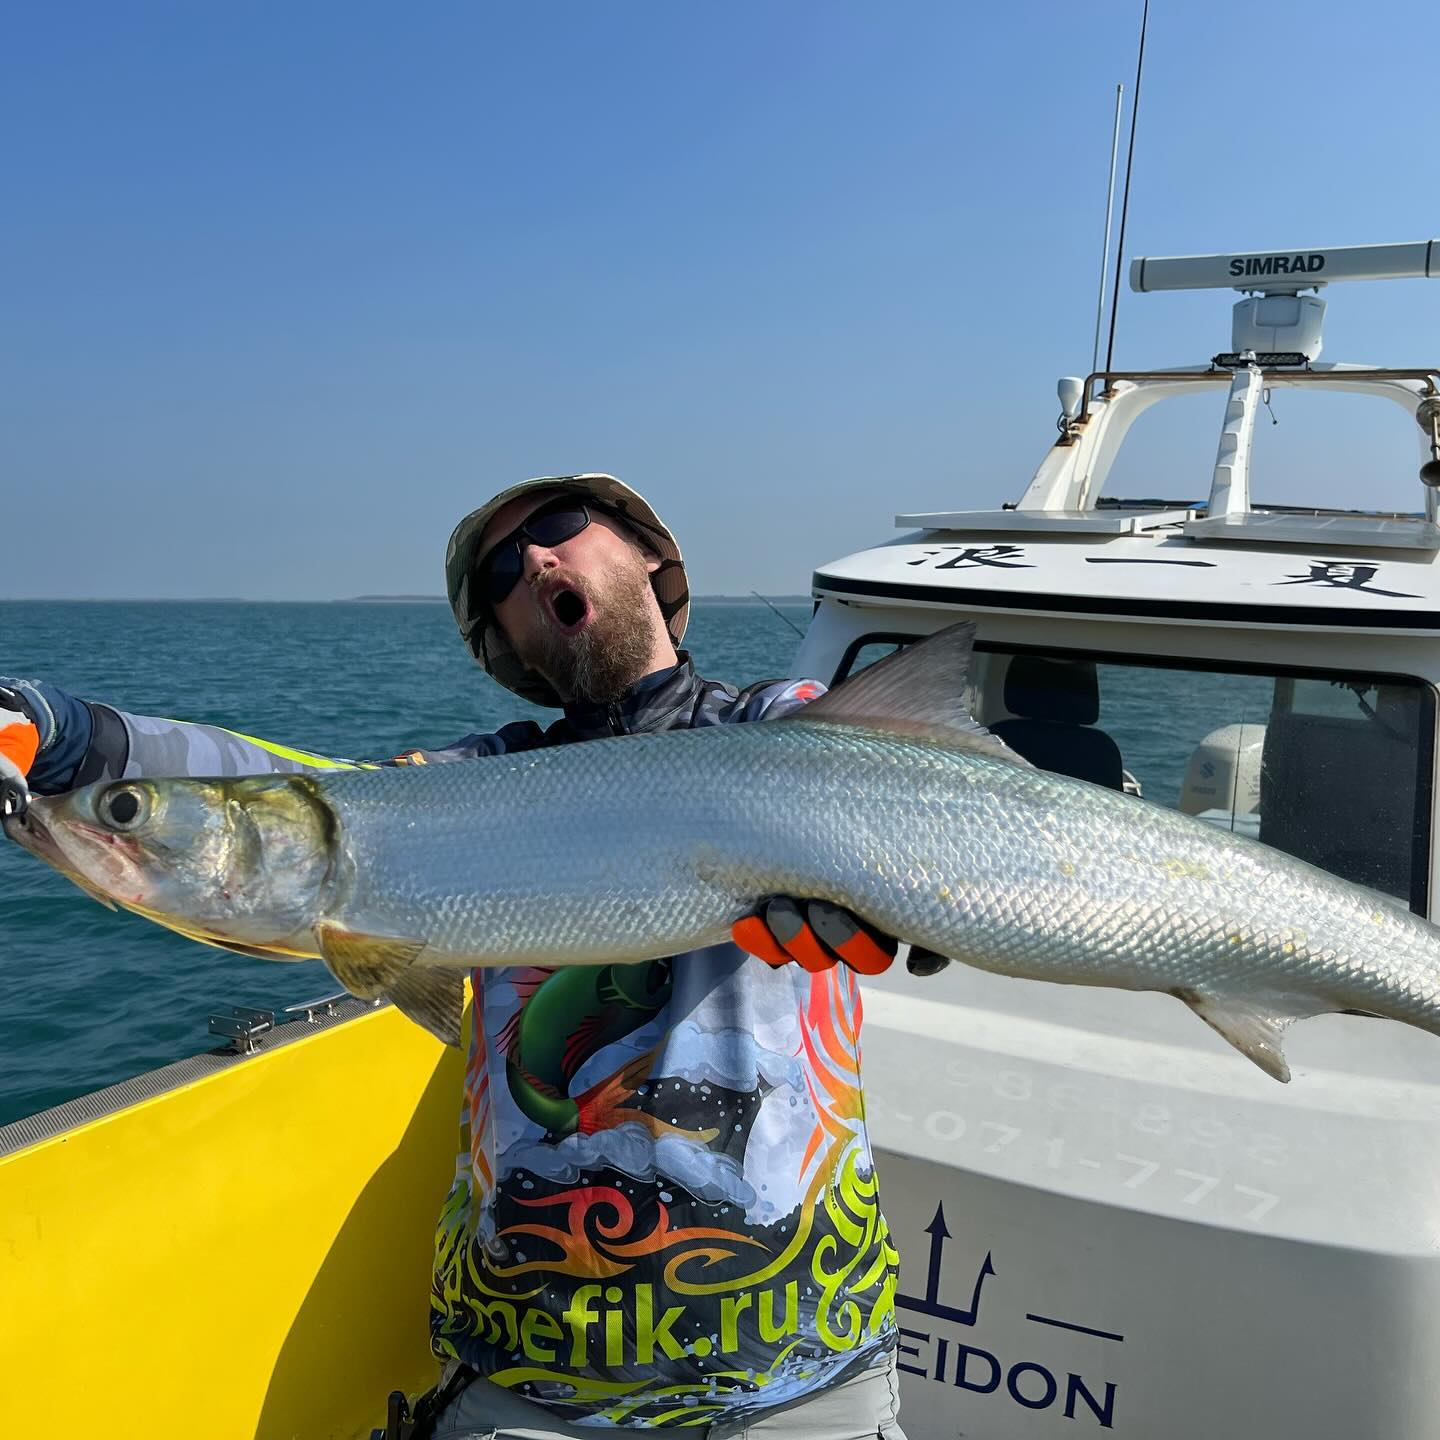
[1103,0,1150,374]
[1091,83,1124,375]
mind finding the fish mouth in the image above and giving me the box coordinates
[3,803,128,911]
[5,794,149,904]
[538,577,595,637]
[10,801,242,935]
[3,803,63,867]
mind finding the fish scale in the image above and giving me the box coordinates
[11,622,1440,1080]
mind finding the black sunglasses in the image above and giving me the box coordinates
[474,496,601,606]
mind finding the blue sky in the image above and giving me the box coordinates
[5,2,1438,600]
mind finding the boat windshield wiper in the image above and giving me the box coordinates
[1342,682,1410,743]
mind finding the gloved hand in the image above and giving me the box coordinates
[732,897,898,976]
[0,687,41,819]
[904,947,951,977]
[732,897,952,978]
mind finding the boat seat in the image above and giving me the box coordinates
[989,655,1126,790]
[1258,707,1419,905]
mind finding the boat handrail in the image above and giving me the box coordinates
[1019,362,1440,521]
[1065,366,1440,433]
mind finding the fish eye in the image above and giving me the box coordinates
[99,785,149,831]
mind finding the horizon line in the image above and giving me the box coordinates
[0,593,816,605]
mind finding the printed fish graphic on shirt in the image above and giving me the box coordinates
[498,960,718,1145]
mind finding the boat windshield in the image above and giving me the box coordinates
[834,638,1435,913]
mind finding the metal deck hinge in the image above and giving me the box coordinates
[207,1006,276,1054]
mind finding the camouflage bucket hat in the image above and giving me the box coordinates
[445,473,690,708]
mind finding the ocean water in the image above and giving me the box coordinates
[0,599,812,1126]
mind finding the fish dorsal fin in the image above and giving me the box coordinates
[789,621,1032,766]
[314,922,463,1046]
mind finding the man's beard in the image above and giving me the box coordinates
[518,554,660,705]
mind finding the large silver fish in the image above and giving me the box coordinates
[7,624,1440,1079]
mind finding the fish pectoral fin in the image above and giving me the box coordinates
[386,968,466,1048]
[786,621,1033,766]
[313,922,463,1047]
[1173,987,1328,1083]
[314,922,427,998]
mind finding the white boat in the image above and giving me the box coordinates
[801,238,1440,1438]
[2,239,1438,1438]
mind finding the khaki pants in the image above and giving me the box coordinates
[431,1350,908,1440]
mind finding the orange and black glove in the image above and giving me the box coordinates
[732,896,951,978]
[0,688,41,819]
[732,897,898,976]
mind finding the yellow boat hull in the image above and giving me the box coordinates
[0,1001,464,1440]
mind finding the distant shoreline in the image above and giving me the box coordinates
[347,593,813,605]
[343,594,813,605]
[1,594,814,605]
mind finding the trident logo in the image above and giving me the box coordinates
[895,1202,995,1326]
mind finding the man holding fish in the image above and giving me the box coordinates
[1,474,913,1438]
[12,478,1440,1433]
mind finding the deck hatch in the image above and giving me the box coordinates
[896,508,1196,535]
[1183,512,1440,550]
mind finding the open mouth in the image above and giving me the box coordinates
[3,805,127,910]
[2,804,58,864]
[540,581,595,637]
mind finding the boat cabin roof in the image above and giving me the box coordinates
[814,500,1440,635]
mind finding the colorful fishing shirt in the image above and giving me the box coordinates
[15,655,899,1426]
